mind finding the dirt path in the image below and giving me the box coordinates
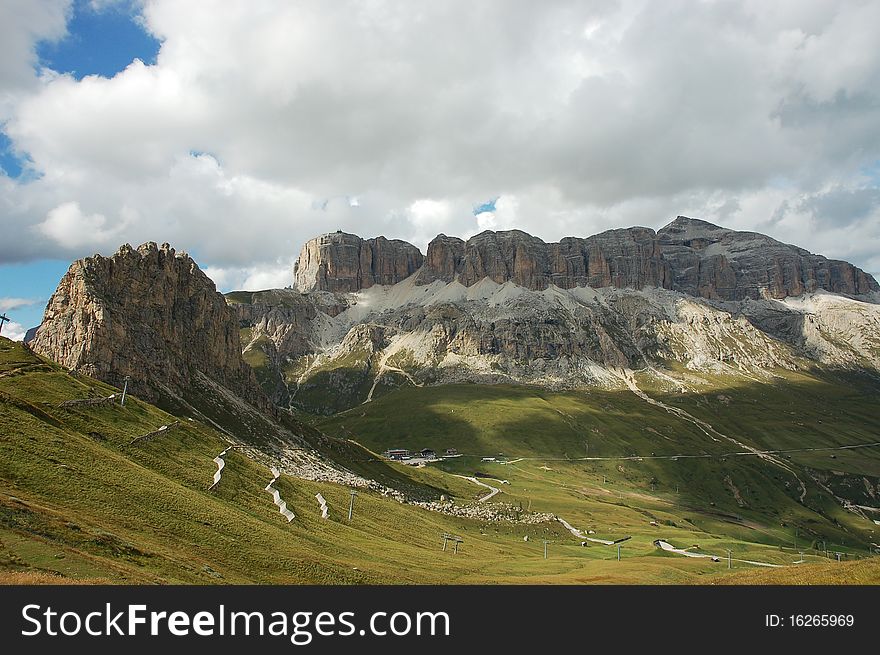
[454,475,501,502]
[315,493,329,519]
[493,441,880,463]
[265,466,295,522]
[655,539,783,568]
[556,517,616,545]
[208,446,233,490]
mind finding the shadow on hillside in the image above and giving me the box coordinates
[313,375,880,552]
[737,305,806,350]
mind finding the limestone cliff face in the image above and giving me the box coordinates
[237,218,880,413]
[418,220,878,299]
[413,234,465,285]
[31,242,269,410]
[293,232,424,293]
[657,217,879,300]
[410,228,671,290]
[293,219,878,300]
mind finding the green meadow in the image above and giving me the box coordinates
[2,336,878,584]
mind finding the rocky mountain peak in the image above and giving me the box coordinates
[659,215,728,235]
[658,217,877,300]
[30,242,269,411]
[293,231,424,293]
[414,234,465,285]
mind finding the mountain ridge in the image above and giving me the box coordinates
[25,217,880,421]
[11,223,880,585]
[29,241,270,413]
[225,217,880,415]
[293,217,878,301]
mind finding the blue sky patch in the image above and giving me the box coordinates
[0,131,27,179]
[36,0,161,80]
[473,197,499,215]
[0,259,72,329]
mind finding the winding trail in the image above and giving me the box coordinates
[454,475,501,502]
[617,369,808,503]
[208,446,234,490]
[557,517,619,545]
[654,539,783,568]
[478,476,509,485]
[265,466,295,522]
[805,470,873,522]
[315,493,329,519]
[559,518,784,566]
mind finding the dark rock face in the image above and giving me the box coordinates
[551,227,671,291]
[293,218,877,300]
[22,326,38,344]
[458,230,553,288]
[413,234,465,284]
[658,216,879,300]
[411,227,672,291]
[30,242,269,410]
[293,232,424,292]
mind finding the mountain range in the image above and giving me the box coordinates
[293,216,877,299]
[27,214,880,424]
[5,215,880,584]
[220,217,880,412]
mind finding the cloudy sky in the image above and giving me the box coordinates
[2,0,880,339]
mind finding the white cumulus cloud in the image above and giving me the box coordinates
[38,201,120,249]
[1,321,27,342]
[0,0,878,288]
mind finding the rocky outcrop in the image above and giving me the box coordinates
[31,242,269,410]
[413,228,671,290]
[22,326,38,344]
[293,231,423,293]
[233,290,323,358]
[413,234,465,285]
[292,219,878,301]
[658,216,879,300]
[384,298,638,369]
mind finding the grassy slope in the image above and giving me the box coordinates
[0,337,733,584]
[0,338,553,583]
[3,335,878,584]
[709,556,880,585]
[316,378,880,569]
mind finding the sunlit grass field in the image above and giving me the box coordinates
[2,337,878,584]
